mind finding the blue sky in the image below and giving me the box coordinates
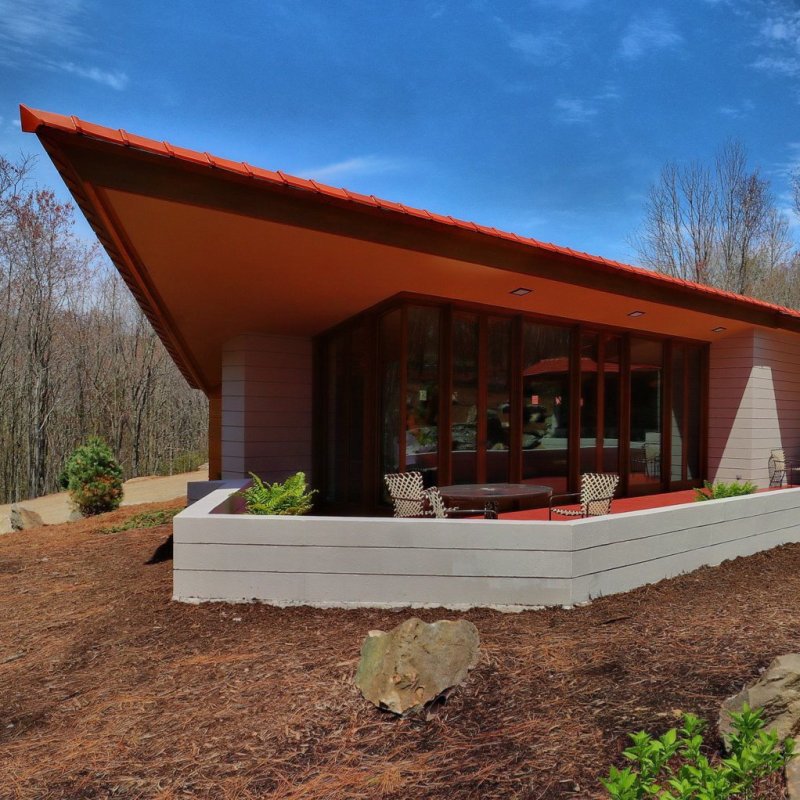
[1,0,798,262]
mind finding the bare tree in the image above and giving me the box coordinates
[633,140,797,304]
[0,155,208,503]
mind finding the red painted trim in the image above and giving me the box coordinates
[19,104,800,327]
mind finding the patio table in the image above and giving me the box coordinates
[437,483,552,519]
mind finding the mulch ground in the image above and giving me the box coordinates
[1,502,797,800]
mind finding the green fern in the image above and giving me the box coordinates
[694,480,758,501]
[239,472,316,515]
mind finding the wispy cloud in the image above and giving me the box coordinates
[509,31,570,63]
[752,54,800,75]
[751,5,800,78]
[554,98,598,123]
[0,0,128,91]
[718,99,755,117]
[0,0,85,49]
[530,0,592,9]
[554,84,621,124]
[56,62,128,90]
[302,155,408,181]
[619,11,683,60]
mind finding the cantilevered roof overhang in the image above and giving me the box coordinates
[20,104,800,393]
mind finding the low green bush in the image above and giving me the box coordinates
[602,705,793,800]
[100,508,179,534]
[63,437,124,516]
[238,472,316,515]
[694,480,757,502]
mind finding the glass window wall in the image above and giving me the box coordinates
[321,298,708,510]
[404,306,440,486]
[521,321,572,492]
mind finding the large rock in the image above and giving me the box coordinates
[720,654,800,743]
[720,655,800,798]
[10,506,44,531]
[354,617,480,716]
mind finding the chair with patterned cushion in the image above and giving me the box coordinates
[422,487,494,519]
[384,471,431,518]
[548,473,620,520]
[769,449,787,487]
[768,449,800,487]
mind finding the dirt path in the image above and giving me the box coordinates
[0,467,208,532]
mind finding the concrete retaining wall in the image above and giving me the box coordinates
[173,487,800,609]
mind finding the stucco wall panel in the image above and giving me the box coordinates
[708,328,800,487]
[221,334,313,481]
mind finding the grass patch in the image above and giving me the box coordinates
[100,507,180,534]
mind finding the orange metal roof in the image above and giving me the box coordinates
[20,104,800,325]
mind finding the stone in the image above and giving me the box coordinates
[10,506,44,531]
[68,510,84,522]
[719,654,800,798]
[719,654,800,744]
[354,617,480,716]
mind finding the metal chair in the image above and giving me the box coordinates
[768,449,800,487]
[384,471,431,517]
[549,473,620,520]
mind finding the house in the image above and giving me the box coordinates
[20,105,800,608]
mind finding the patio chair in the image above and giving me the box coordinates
[769,448,800,487]
[549,473,620,520]
[384,471,431,518]
[422,487,495,520]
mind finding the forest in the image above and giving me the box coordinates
[0,155,207,504]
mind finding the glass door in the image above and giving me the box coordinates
[669,343,703,488]
[628,337,664,494]
[521,321,572,493]
[579,332,621,476]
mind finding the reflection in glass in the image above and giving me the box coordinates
[671,345,685,482]
[603,336,621,473]
[686,347,702,480]
[579,332,599,474]
[522,322,571,492]
[450,314,479,483]
[379,310,401,481]
[487,317,511,482]
[405,306,440,486]
[630,337,663,487]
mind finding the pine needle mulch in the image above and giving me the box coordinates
[1,502,797,800]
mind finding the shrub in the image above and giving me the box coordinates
[238,472,316,515]
[694,480,757,502]
[602,705,793,800]
[100,507,179,534]
[63,437,124,516]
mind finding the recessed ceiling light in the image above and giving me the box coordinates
[510,287,533,296]
[712,326,727,333]
[628,310,645,318]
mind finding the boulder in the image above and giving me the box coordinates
[354,617,480,716]
[720,654,800,798]
[10,506,44,531]
[720,654,800,744]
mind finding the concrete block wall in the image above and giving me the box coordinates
[173,486,800,609]
[221,334,313,482]
[708,328,800,487]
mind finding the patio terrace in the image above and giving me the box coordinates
[497,487,781,520]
